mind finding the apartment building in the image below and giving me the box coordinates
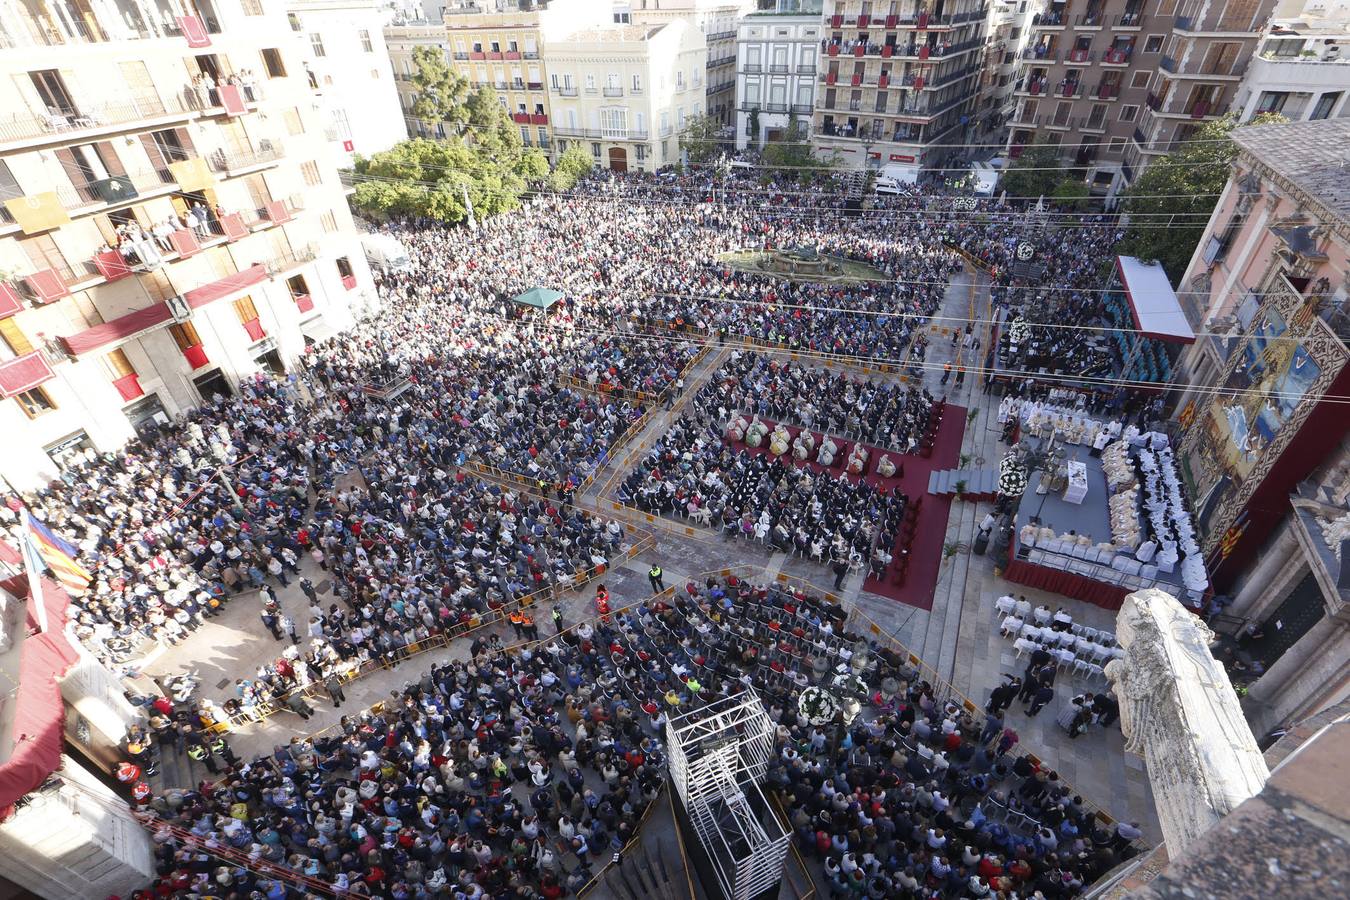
[632,0,758,125]
[812,0,989,170]
[440,0,609,159]
[546,20,709,171]
[975,0,1034,145]
[735,0,825,150]
[1230,0,1350,121]
[1167,118,1350,736]
[286,0,409,158]
[0,0,375,490]
[385,21,454,136]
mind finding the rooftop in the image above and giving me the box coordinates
[1232,119,1350,225]
[563,23,665,41]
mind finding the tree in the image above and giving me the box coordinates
[761,112,834,178]
[351,136,531,224]
[1118,112,1287,283]
[747,107,761,148]
[410,45,471,130]
[680,113,724,165]
[1051,178,1091,211]
[999,144,1062,200]
[549,145,593,192]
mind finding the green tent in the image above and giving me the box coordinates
[511,287,565,310]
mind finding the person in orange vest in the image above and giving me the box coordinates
[508,610,524,639]
[941,362,953,385]
[520,613,538,641]
[595,585,612,624]
[115,761,142,785]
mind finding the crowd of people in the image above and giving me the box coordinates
[131,575,1140,899]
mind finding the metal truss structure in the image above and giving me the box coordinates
[666,692,790,900]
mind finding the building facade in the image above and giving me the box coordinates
[286,0,409,158]
[0,0,375,491]
[735,0,824,150]
[439,0,610,160]
[1169,118,1350,735]
[975,0,1034,147]
[385,20,455,137]
[632,0,758,126]
[546,21,709,171]
[1005,0,1274,196]
[1230,1,1350,122]
[812,0,988,170]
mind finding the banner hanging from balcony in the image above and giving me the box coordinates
[0,284,22,320]
[168,157,213,193]
[4,193,70,235]
[0,352,55,398]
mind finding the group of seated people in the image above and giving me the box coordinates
[130,574,1140,899]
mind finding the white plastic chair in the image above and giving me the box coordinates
[1013,638,1036,659]
[1033,607,1052,626]
[995,596,1017,617]
[1072,657,1094,679]
[1054,648,1075,670]
[1000,615,1024,638]
[1014,599,1032,619]
[1019,623,1043,643]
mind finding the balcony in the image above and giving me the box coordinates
[1111,11,1144,30]
[0,95,193,149]
[707,30,737,42]
[1057,80,1082,98]
[1102,47,1132,65]
[264,243,319,278]
[603,87,623,97]
[554,85,578,97]
[742,63,762,73]
[1159,55,1177,73]
[1074,13,1104,28]
[1095,82,1119,100]
[1066,48,1093,64]
[206,141,284,175]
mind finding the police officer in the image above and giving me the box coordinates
[508,610,525,639]
[187,739,219,774]
[551,605,564,634]
[520,612,538,641]
[209,733,239,768]
[648,564,664,593]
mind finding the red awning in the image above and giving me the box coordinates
[0,352,55,398]
[0,564,79,820]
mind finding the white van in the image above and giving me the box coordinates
[969,160,1002,196]
[874,163,921,194]
[360,233,412,274]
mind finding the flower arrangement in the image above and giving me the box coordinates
[798,687,843,725]
[1008,316,1031,347]
[999,461,1029,497]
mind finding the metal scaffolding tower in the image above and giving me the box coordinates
[666,693,790,900]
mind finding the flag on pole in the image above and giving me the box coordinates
[20,510,91,622]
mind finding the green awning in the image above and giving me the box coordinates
[511,287,565,310]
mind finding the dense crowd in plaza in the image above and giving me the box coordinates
[0,168,1148,899]
[133,575,1139,899]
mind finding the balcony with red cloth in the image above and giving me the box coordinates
[111,373,143,402]
[469,50,485,60]
[918,12,929,28]
[241,318,266,342]
[882,44,894,57]
[176,14,210,47]
[505,50,521,60]
[342,274,358,291]
[828,44,839,56]
[169,229,200,258]
[91,251,134,282]
[512,112,530,124]
[831,14,843,26]
[486,50,503,60]
[294,294,314,314]
[1190,100,1211,119]
[919,45,930,59]
[220,212,249,241]
[885,14,898,27]
[530,113,548,125]
[264,199,291,225]
[24,270,70,305]
[854,44,865,56]
[0,284,21,319]
[857,14,870,27]
[218,83,246,116]
[851,73,862,86]
[878,73,890,88]
[183,344,209,369]
[0,351,55,398]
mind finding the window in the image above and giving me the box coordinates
[103,348,136,379]
[262,48,287,78]
[336,256,353,279]
[29,69,77,115]
[1108,137,1126,154]
[1144,35,1163,53]
[632,74,642,92]
[1119,104,1138,121]
[321,210,338,233]
[585,74,596,92]
[286,274,309,299]
[19,233,74,283]
[0,160,20,225]
[301,161,322,186]
[242,0,263,14]
[310,33,326,57]
[54,142,123,202]
[600,107,627,138]
[360,29,373,53]
[287,12,302,31]
[1310,92,1341,120]
[591,142,601,159]
[233,295,260,325]
[284,107,304,135]
[16,387,56,418]
[1131,70,1150,88]
[636,144,646,162]
[169,321,202,351]
[1255,91,1288,115]
[1204,210,1246,264]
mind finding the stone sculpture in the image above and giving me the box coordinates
[1105,589,1270,857]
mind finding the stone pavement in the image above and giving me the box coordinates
[138,265,1160,839]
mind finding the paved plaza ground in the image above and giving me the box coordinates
[138,264,1162,845]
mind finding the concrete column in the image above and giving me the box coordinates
[1245,617,1350,737]
[0,757,155,900]
[1227,522,1303,621]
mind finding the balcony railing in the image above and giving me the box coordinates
[1159,55,1177,73]
[206,141,285,174]
[554,85,578,96]
[264,243,319,277]
[0,95,192,146]
[603,87,623,97]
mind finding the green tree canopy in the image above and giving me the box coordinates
[409,45,471,129]
[549,145,593,192]
[352,137,529,224]
[999,144,1062,199]
[1051,178,1091,211]
[761,113,835,180]
[1119,112,1287,282]
[680,113,724,165]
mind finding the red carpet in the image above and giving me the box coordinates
[723,405,966,611]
